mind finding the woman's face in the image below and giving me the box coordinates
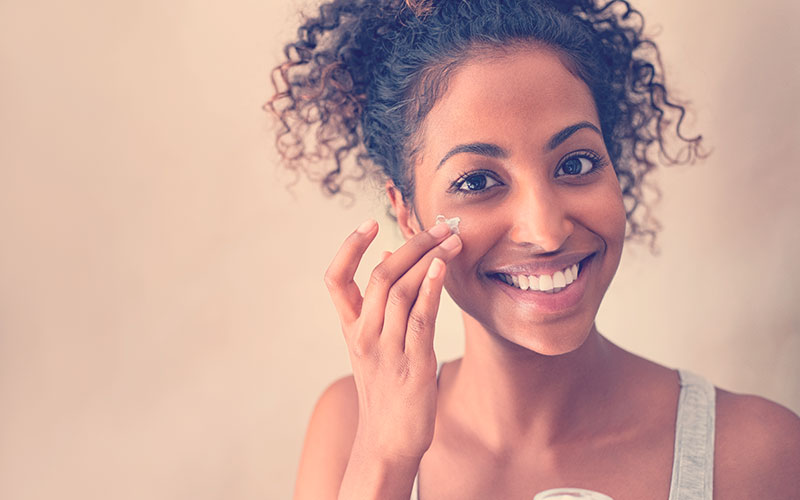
[392,46,627,355]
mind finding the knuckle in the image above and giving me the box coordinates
[418,357,438,379]
[350,335,372,358]
[323,269,339,290]
[406,311,430,337]
[392,356,412,380]
[409,238,434,257]
[387,284,413,308]
[368,263,392,288]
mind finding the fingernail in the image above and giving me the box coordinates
[439,234,461,250]
[356,219,377,234]
[427,257,444,279]
[429,222,451,238]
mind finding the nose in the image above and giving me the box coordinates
[508,183,574,252]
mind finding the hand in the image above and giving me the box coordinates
[324,218,462,462]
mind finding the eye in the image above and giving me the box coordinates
[557,156,594,176]
[554,151,606,178]
[451,171,502,194]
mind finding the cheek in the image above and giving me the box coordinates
[435,206,504,282]
[605,185,628,241]
[588,186,628,267]
[575,175,627,239]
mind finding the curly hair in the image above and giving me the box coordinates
[266,0,704,246]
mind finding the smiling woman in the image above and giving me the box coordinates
[400,47,626,356]
[267,1,800,499]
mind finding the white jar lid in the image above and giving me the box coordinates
[533,487,614,500]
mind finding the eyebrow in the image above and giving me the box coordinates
[435,121,602,170]
[546,121,601,151]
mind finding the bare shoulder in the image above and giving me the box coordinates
[714,388,800,498]
[293,374,359,500]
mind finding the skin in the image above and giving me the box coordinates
[293,46,800,500]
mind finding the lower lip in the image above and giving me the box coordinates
[489,256,594,316]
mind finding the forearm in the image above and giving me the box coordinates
[338,439,421,500]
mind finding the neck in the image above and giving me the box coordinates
[446,314,623,454]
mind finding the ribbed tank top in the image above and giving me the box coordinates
[410,363,715,500]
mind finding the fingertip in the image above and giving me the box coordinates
[439,233,462,252]
[427,257,445,280]
[355,218,378,235]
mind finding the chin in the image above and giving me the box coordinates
[456,297,599,357]
[498,319,596,357]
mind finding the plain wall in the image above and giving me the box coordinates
[1,0,798,499]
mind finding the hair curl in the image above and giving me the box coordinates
[266,0,704,246]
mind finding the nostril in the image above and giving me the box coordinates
[509,229,570,253]
[509,215,574,251]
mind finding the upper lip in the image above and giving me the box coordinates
[486,252,595,277]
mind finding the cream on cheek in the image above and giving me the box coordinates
[428,205,500,272]
[434,214,461,234]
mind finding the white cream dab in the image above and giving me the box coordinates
[435,214,461,234]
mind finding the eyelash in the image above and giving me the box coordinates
[448,169,504,197]
[447,150,608,197]
[554,150,608,178]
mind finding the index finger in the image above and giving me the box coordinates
[323,219,379,324]
[359,222,453,325]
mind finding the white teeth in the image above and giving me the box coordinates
[497,259,585,293]
[539,274,554,292]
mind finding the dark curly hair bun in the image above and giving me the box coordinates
[267,0,704,245]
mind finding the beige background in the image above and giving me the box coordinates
[1,0,798,499]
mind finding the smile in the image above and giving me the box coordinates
[493,261,584,294]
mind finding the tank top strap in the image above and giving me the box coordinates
[414,365,715,500]
[668,369,716,500]
[410,360,446,499]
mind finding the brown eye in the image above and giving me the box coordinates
[454,172,501,193]
[464,174,487,190]
[558,157,593,176]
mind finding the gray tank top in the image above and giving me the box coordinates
[410,364,715,500]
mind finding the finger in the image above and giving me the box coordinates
[379,250,392,263]
[359,222,453,335]
[380,233,461,353]
[323,219,378,325]
[404,258,446,358]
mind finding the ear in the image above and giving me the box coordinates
[386,180,422,240]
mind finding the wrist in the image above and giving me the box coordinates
[350,433,424,468]
[338,437,422,500]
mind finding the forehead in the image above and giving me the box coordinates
[419,46,600,162]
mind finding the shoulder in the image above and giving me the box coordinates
[311,374,359,429]
[714,387,800,498]
[293,375,359,500]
